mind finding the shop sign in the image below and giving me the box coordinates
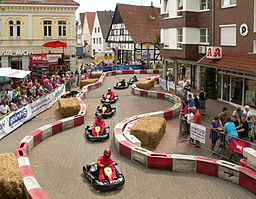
[31,54,62,64]
[0,49,33,56]
[206,47,222,59]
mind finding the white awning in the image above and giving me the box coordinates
[0,68,31,79]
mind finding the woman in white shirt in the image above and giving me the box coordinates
[0,99,10,117]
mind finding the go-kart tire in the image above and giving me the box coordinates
[95,108,116,119]
[85,126,110,142]
[114,84,129,90]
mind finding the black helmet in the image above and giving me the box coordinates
[108,88,111,92]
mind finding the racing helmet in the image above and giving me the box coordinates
[104,148,111,158]
[134,74,137,77]
[97,114,102,119]
[98,107,102,112]
[122,79,125,82]
[108,87,111,92]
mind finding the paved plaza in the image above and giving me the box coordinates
[0,75,255,199]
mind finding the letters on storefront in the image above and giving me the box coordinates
[206,47,222,59]
[0,49,33,56]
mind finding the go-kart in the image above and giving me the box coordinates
[101,94,118,104]
[114,81,129,90]
[95,104,116,119]
[85,125,109,142]
[128,78,138,85]
[61,90,79,98]
[83,161,125,191]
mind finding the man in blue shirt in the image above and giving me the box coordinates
[224,117,238,141]
[187,94,195,108]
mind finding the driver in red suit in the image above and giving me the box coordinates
[92,114,105,136]
[97,148,116,182]
[105,88,115,100]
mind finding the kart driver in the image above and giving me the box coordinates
[105,88,115,100]
[97,148,116,182]
[131,74,137,81]
[92,114,105,135]
[120,79,126,86]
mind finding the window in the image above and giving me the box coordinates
[99,38,101,44]
[93,38,95,44]
[221,0,236,8]
[96,38,98,44]
[200,0,209,10]
[95,28,97,33]
[177,28,183,49]
[177,0,183,16]
[200,28,209,43]
[16,21,21,37]
[9,20,14,37]
[98,27,100,33]
[43,21,52,37]
[220,25,236,46]
[58,21,66,37]
[163,0,169,13]
[253,41,256,53]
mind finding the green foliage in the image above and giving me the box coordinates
[155,33,160,46]
[203,67,217,99]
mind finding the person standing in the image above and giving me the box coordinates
[243,105,253,122]
[210,116,221,151]
[194,94,200,110]
[218,107,228,147]
[182,64,186,79]
[232,106,242,124]
[192,106,201,148]
[199,88,207,116]
[236,115,249,138]
[188,94,195,108]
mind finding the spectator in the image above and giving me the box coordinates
[16,97,23,108]
[236,115,249,138]
[232,106,242,124]
[4,88,12,102]
[210,116,221,151]
[218,107,228,147]
[231,115,240,127]
[224,117,238,142]
[188,94,195,108]
[50,78,56,89]
[243,105,253,122]
[32,90,39,101]
[184,81,191,91]
[0,99,10,118]
[182,78,187,88]
[181,100,190,133]
[192,106,201,147]
[186,107,194,134]
[199,88,207,116]
[11,86,18,103]
[26,82,33,102]
[21,94,27,106]
[181,64,186,79]
[3,94,10,106]
[194,94,200,110]
[10,102,18,111]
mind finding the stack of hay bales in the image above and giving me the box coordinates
[0,153,26,199]
[130,116,166,149]
[59,97,80,118]
[136,80,154,90]
[80,78,98,89]
[91,71,103,78]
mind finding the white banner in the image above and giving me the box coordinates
[190,123,206,144]
[0,84,66,140]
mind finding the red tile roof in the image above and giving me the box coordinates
[79,13,85,30]
[199,51,256,73]
[85,12,96,35]
[2,0,79,5]
[117,3,160,43]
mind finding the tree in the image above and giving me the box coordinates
[203,67,217,99]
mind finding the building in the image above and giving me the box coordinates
[91,11,114,57]
[106,3,161,64]
[80,12,95,56]
[0,0,79,72]
[161,0,256,108]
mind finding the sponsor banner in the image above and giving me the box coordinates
[31,54,62,64]
[190,123,206,144]
[229,137,251,154]
[0,84,66,140]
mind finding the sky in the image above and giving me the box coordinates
[75,0,160,18]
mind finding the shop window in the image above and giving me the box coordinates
[177,28,183,49]
[200,28,209,44]
[43,21,52,37]
[220,25,236,46]
[16,20,21,37]
[9,20,14,37]
[245,79,256,108]
[221,0,236,8]
[58,21,66,37]
[200,0,209,10]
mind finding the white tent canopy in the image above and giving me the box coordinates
[0,68,31,79]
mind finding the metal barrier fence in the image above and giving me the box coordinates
[65,77,78,91]
[178,115,256,164]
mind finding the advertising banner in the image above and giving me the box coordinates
[229,137,251,154]
[0,85,66,139]
[31,54,62,64]
[190,123,206,144]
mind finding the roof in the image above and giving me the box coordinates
[79,13,85,30]
[198,51,256,73]
[1,0,79,5]
[97,11,114,39]
[85,12,96,35]
[116,4,160,43]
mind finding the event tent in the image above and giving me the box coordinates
[0,68,31,79]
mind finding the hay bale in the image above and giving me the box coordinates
[59,97,80,118]
[130,116,166,149]
[80,78,98,89]
[136,80,154,90]
[91,71,103,78]
[0,153,26,199]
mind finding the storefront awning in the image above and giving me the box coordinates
[0,68,31,79]
[198,51,256,74]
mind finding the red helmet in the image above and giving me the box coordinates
[104,148,111,158]
[97,114,102,119]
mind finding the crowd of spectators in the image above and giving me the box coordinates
[0,72,73,119]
